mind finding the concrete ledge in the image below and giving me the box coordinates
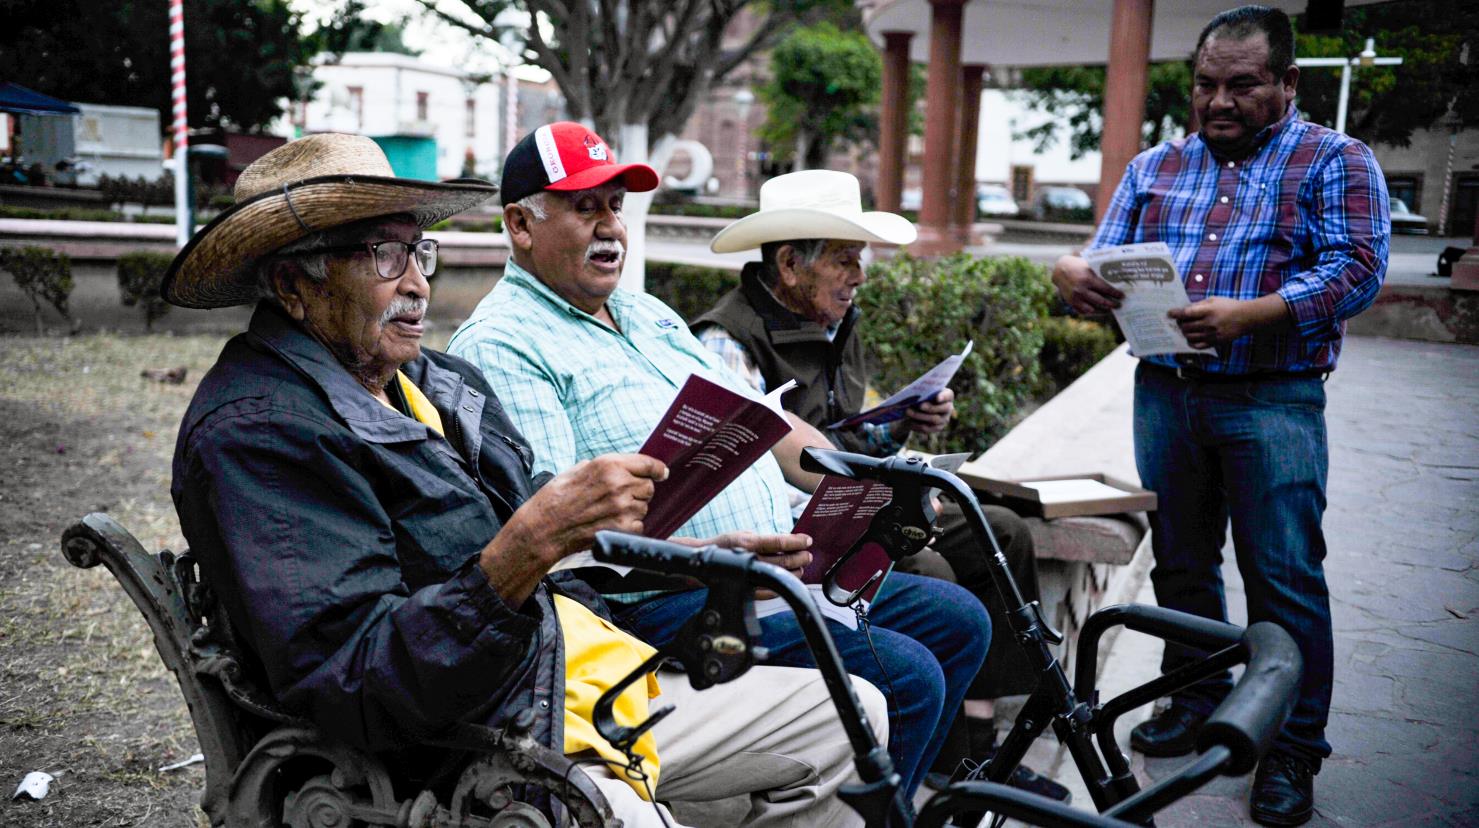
[1026,513,1147,565]
[1347,283,1478,345]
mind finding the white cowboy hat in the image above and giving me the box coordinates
[708,170,916,254]
[162,133,498,309]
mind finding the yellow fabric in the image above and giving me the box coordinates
[553,594,663,799]
[394,371,445,436]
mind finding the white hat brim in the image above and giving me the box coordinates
[709,208,917,253]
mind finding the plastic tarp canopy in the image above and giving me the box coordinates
[0,83,81,116]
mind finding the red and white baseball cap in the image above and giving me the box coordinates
[500,122,659,205]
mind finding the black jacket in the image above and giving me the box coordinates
[171,302,600,760]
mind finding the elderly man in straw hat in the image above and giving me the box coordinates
[692,170,1068,801]
[449,123,990,801]
[165,133,887,827]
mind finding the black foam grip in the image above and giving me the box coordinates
[1195,622,1303,775]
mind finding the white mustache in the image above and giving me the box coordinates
[587,240,625,260]
[380,295,427,324]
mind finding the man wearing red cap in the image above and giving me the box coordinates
[451,122,991,801]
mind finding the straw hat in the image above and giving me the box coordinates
[708,170,916,254]
[162,133,498,309]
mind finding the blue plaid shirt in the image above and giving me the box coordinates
[447,260,794,542]
[1090,105,1390,374]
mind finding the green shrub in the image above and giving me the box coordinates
[644,261,741,322]
[1037,316,1119,395]
[117,251,175,331]
[429,215,503,234]
[0,246,75,334]
[646,202,755,220]
[856,253,1054,455]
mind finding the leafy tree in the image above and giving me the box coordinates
[0,0,354,132]
[758,22,881,170]
[1011,0,1478,157]
[1294,0,1479,147]
[1012,62,1192,160]
[117,252,175,331]
[0,246,75,335]
[416,0,852,287]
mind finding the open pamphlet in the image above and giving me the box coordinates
[828,342,973,430]
[636,373,796,539]
[753,452,970,629]
[1082,242,1206,357]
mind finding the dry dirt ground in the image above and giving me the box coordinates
[0,333,233,827]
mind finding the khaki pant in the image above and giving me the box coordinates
[583,665,888,827]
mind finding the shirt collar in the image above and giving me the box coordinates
[503,257,632,328]
[1199,102,1300,162]
[248,301,433,443]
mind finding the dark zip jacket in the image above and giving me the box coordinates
[171,302,604,768]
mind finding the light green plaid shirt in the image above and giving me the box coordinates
[447,259,794,541]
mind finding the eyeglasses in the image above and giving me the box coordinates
[285,238,439,280]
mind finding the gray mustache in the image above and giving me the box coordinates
[380,295,427,324]
[587,240,625,259]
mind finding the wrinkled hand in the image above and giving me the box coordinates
[1051,254,1124,315]
[899,388,954,437]
[683,530,814,599]
[498,453,669,567]
[1169,297,1254,350]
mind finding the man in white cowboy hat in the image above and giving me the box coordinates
[166,132,887,828]
[693,169,1069,800]
[450,123,991,801]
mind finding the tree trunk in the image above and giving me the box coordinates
[794,132,811,172]
[30,295,43,335]
[615,122,676,294]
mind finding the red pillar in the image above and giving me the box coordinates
[877,31,913,214]
[1453,210,1479,291]
[917,0,966,255]
[1095,0,1153,224]
[952,64,986,241]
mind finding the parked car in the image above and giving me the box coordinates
[1390,198,1429,235]
[976,184,1020,218]
[1030,186,1093,221]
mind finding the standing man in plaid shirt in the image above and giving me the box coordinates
[1051,6,1388,825]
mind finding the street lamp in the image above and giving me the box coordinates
[1295,38,1402,134]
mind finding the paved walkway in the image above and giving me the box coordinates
[1026,336,1478,826]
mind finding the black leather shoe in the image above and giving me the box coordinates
[1250,752,1315,826]
[1129,705,1207,757]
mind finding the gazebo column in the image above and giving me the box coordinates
[916,0,966,256]
[951,64,986,243]
[1095,0,1153,223]
[877,31,913,214]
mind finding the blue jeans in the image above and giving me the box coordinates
[613,572,989,797]
[1134,363,1333,764]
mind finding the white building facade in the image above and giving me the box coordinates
[295,52,505,181]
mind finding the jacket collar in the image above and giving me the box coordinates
[738,261,859,348]
[248,302,433,444]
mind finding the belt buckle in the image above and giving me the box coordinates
[1175,365,1194,381]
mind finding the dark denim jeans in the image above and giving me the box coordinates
[613,571,990,797]
[1134,363,1333,764]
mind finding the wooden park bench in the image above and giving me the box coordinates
[61,513,616,828]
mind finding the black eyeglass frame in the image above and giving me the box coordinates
[278,238,439,280]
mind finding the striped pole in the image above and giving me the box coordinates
[170,0,191,247]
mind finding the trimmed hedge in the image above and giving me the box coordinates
[1038,316,1119,394]
[0,245,75,334]
[0,205,175,224]
[644,261,741,322]
[857,253,1053,455]
[117,251,175,331]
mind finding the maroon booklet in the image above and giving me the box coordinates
[637,374,794,539]
[794,475,896,605]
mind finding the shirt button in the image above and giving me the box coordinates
[463,404,475,412]
[1220,196,1229,204]
[1208,233,1218,241]
[1194,274,1204,282]
[540,700,551,709]
[1227,161,1236,168]
[468,389,480,397]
